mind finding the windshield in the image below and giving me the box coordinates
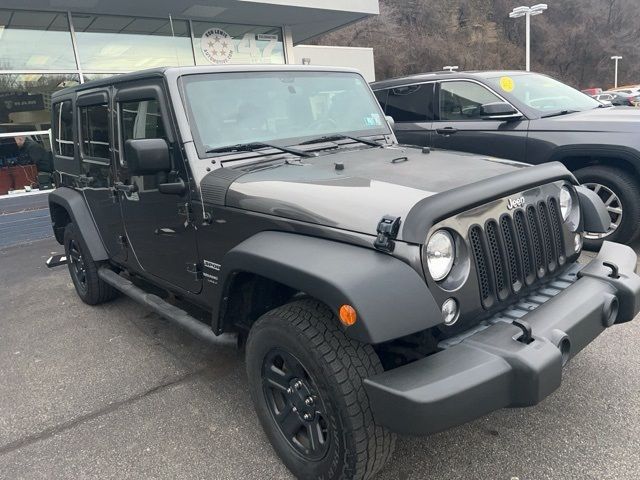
[486,73,601,115]
[180,71,389,157]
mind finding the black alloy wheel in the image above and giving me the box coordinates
[262,348,330,461]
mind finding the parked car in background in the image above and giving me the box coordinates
[610,85,640,96]
[581,87,603,95]
[593,91,640,106]
[372,70,640,249]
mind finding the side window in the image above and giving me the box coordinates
[439,81,503,121]
[374,89,389,113]
[53,101,74,157]
[79,104,110,160]
[120,99,166,143]
[385,83,434,122]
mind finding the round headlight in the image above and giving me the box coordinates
[560,186,573,221]
[426,230,455,281]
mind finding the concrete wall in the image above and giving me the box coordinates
[292,45,376,82]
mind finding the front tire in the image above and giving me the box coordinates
[246,299,395,480]
[63,222,118,305]
[574,165,640,250]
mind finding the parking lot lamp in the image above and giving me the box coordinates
[611,56,622,88]
[509,4,548,71]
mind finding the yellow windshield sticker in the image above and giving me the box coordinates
[499,76,515,92]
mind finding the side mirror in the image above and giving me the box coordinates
[125,138,171,175]
[480,102,522,121]
[385,115,395,128]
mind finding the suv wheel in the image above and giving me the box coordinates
[246,299,395,480]
[63,222,118,305]
[574,165,640,250]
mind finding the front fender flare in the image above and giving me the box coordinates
[217,231,441,344]
[48,187,108,261]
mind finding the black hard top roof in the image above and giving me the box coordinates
[51,64,362,100]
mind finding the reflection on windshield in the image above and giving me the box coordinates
[181,71,389,157]
[487,73,601,115]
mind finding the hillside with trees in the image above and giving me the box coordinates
[314,0,640,89]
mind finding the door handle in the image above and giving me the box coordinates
[435,127,458,136]
[114,181,138,194]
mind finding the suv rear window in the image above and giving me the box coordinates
[53,101,74,158]
[79,104,110,160]
[386,84,434,122]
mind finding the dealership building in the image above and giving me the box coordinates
[0,0,377,193]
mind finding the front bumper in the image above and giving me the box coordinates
[364,241,640,435]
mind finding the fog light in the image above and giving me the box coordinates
[442,298,459,326]
[574,233,583,253]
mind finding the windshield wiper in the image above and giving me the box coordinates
[206,142,312,157]
[299,134,382,148]
[541,109,579,118]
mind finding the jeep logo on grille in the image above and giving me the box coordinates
[507,196,525,210]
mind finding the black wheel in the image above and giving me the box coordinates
[246,299,395,480]
[574,165,640,250]
[63,222,118,305]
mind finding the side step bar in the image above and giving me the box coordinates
[98,268,236,347]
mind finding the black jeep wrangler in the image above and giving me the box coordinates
[47,66,640,480]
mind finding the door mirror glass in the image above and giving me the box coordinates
[480,102,522,120]
[124,138,171,175]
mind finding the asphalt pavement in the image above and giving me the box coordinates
[0,233,639,479]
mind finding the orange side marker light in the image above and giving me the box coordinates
[339,305,357,326]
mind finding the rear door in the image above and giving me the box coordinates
[114,81,201,293]
[431,80,528,161]
[375,83,435,147]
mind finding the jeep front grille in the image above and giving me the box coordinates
[469,198,566,309]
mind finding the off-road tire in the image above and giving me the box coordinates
[574,165,640,250]
[63,222,118,305]
[246,299,396,480]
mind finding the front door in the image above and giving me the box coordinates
[431,80,528,161]
[114,82,201,293]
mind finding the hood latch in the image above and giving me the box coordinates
[374,215,401,253]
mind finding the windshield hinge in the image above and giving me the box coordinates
[374,215,401,253]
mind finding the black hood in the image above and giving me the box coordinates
[536,106,640,133]
[205,146,531,238]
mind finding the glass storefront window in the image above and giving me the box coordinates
[0,9,77,70]
[191,22,284,66]
[0,74,78,169]
[72,14,194,71]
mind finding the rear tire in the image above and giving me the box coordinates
[573,165,640,250]
[246,299,395,480]
[63,222,118,305]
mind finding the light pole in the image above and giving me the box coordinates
[611,56,622,88]
[509,4,548,71]
[443,66,459,72]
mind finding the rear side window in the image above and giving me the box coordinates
[374,89,389,112]
[53,101,74,157]
[385,83,435,122]
[120,100,166,142]
[79,104,110,160]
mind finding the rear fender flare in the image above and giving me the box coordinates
[215,231,441,344]
[48,187,108,261]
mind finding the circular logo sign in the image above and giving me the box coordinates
[499,76,515,92]
[201,28,234,64]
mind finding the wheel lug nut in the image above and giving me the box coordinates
[304,397,314,406]
[292,406,297,413]
[286,388,292,394]
[294,381,303,389]
[303,413,311,421]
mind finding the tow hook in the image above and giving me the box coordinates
[46,254,68,268]
[603,261,620,279]
[512,319,533,344]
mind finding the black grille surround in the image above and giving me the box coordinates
[469,198,568,310]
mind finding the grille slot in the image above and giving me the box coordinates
[468,197,565,309]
